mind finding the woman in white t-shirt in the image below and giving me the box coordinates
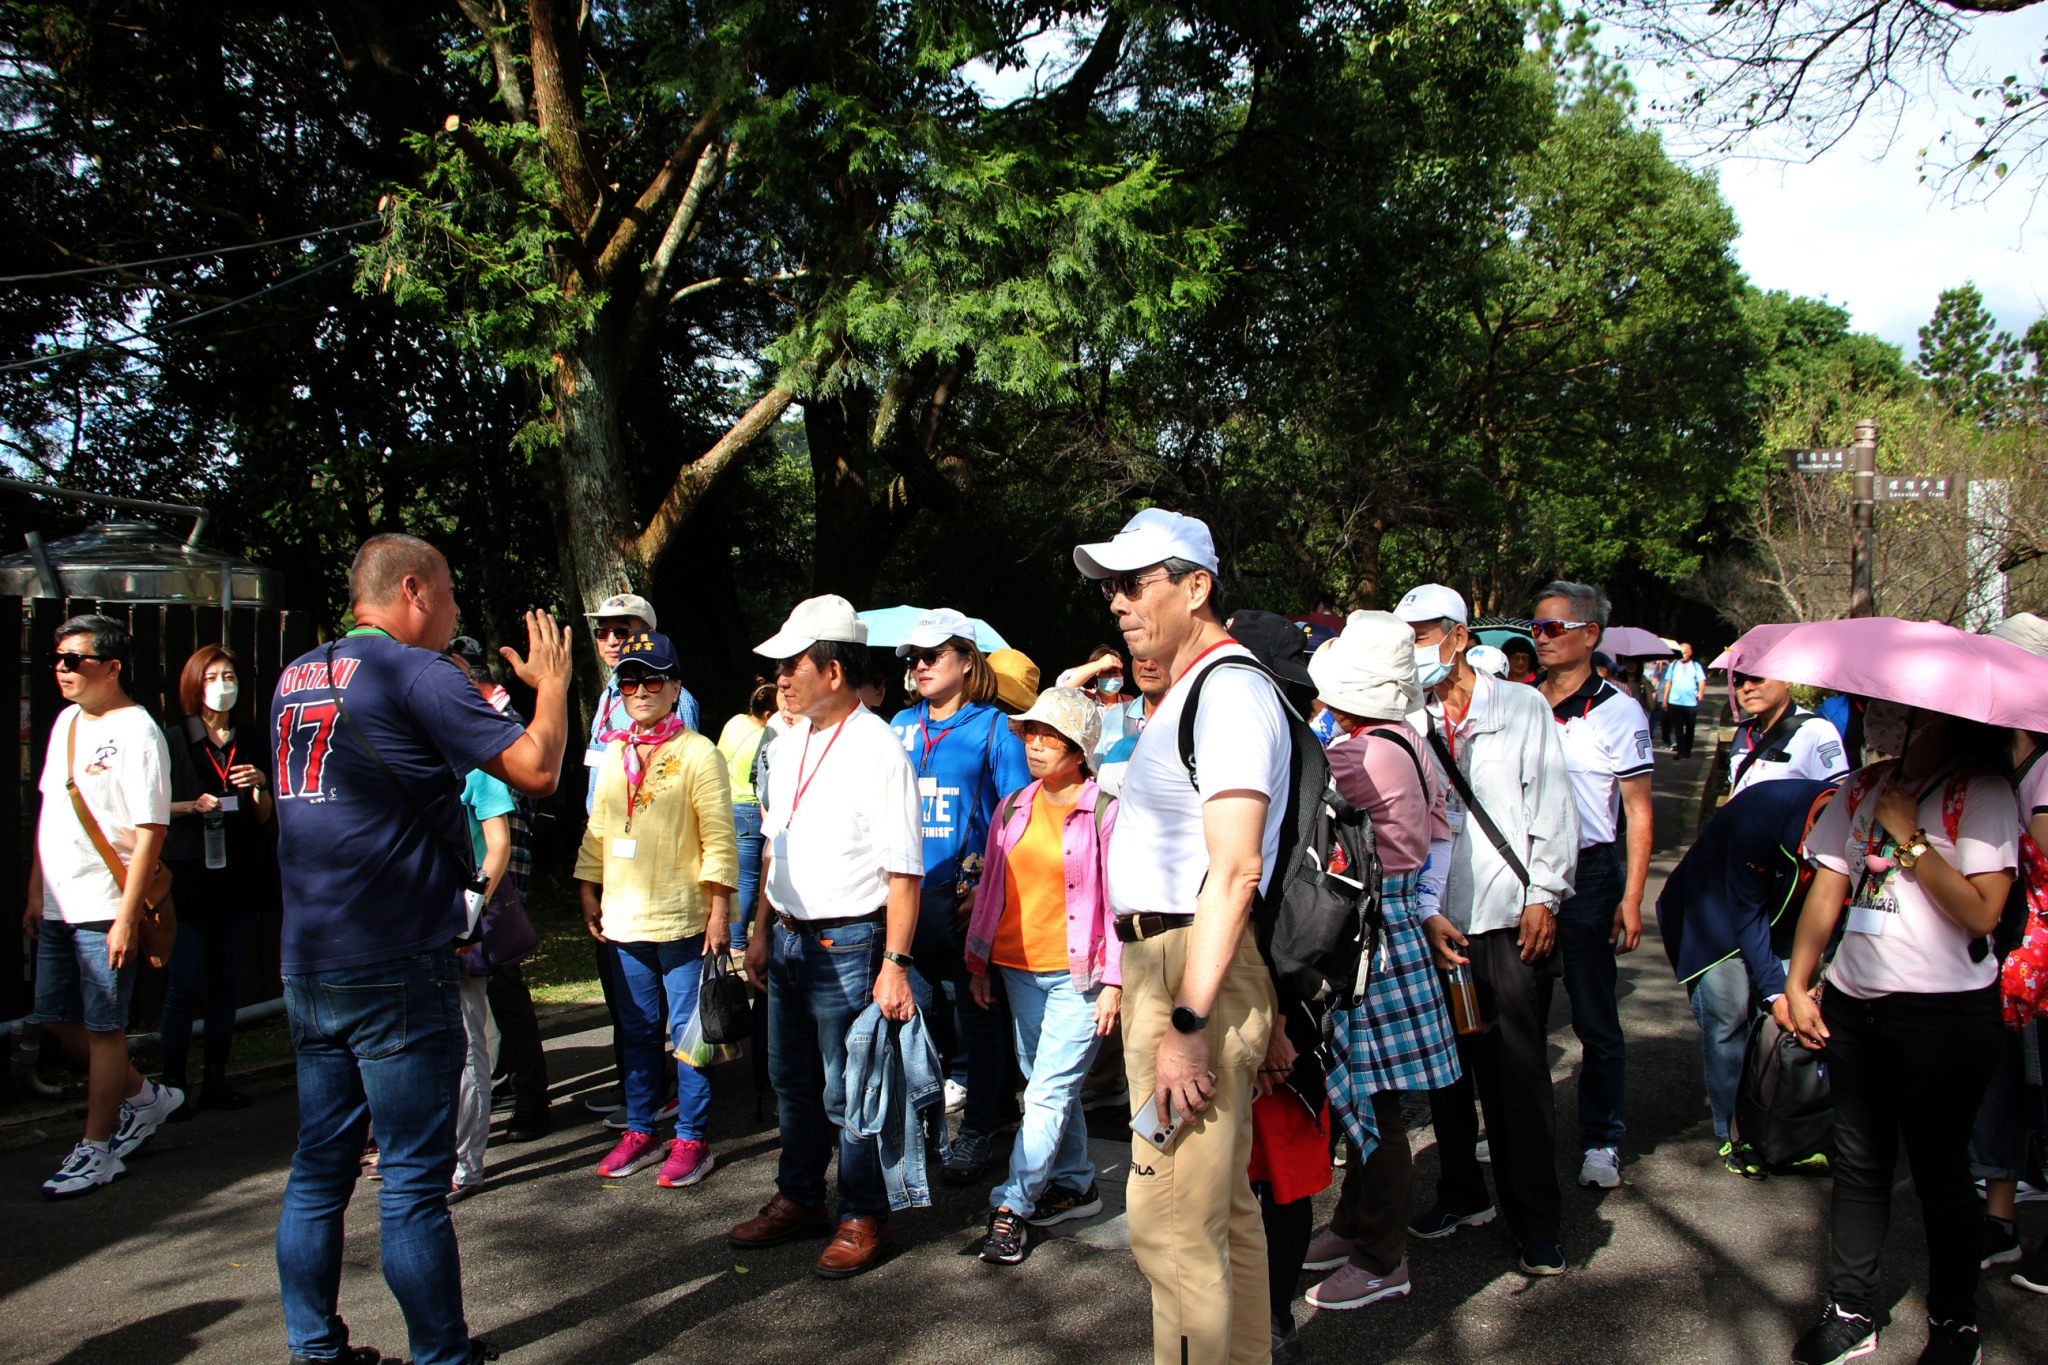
[1776,701,2016,1365]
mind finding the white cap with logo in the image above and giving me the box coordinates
[1393,583,1468,627]
[754,594,869,659]
[1073,508,1220,579]
[895,607,982,656]
[586,592,657,631]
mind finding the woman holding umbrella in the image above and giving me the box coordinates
[1769,632,2020,1365]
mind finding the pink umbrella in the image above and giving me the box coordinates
[1600,625,1675,659]
[1711,622,1798,672]
[1727,617,2048,730]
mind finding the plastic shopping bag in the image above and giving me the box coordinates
[675,990,745,1070]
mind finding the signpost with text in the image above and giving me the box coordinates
[1780,420,1950,618]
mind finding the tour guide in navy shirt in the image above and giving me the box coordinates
[271,533,572,1365]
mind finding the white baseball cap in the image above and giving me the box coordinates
[754,594,868,658]
[895,607,981,656]
[1393,583,1468,627]
[586,592,657,630]
[1466,644,1510,678]
[1073,508,1220,579]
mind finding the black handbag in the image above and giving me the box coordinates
[698,949,753,1045]
[1731,1008,1834,1167]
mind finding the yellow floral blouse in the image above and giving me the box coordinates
[574,728,739,943]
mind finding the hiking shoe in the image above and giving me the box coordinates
[1409,1203,1496,1239]
[656,1138,715,1188]
[1722,1140,1765,1180]
[944,1079,968,1114]
[1916,1318,1980,1365]
[287,1345,388,1365]
[1790,1301,1878,1364]
[1027,1182,1102,1227]
[1579,1146,1621,1189]
[109,1081,184,1159]
[1307,1256,1411,1309]
[979,1209,1029,1265]
[1786,1152,1832,1175]
[2012,1238,2048,1294]
[1475,1138,1491,1164]
[1518,1240,1566,1276]
[1980,1216,2022,1269]
[943,1129,993,1184]
[596,1130,663,1178]
[42,1140,125,1199]
[583,1088,621,1114]
[1302,1224,1354,1271]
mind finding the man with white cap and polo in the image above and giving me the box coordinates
[1395,582,1579,1278]
[729,595,923,1280]
[1075,508,1285,1365]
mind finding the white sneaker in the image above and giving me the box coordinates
[109,1081,184,1159]
[1475,1138,1491,1164]
[2020,1180,2048,1205]
[944,1079,968,1114]
[1579,1146,1621,1189]
[43,1140,125,1199]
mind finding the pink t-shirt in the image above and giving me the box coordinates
[2021,752,2048,833]
[1325,720,1450,874]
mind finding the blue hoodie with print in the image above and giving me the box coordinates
[888,699,1031,949]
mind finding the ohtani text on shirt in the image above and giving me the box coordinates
[272,655,362,803]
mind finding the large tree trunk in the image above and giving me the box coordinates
[1348,516,1385,610]
[550,337,642,605]
[806,391,882,600]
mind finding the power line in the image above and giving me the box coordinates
[0,216,383,285]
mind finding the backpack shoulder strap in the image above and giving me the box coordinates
[1359,723,1427,791]
[1733,711,1818,788]
[1177,656,1295,790]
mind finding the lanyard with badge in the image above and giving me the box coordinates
[1845,766,1952,937]
[201,734,239,869]
[771,714,849,864]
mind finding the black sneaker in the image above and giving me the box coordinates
[288,1344,387,1365]
[943,1129,993,1185]
[1916,1318,1979,1365]
[1790,1301,1878,1365]
[1517,1240,1566,1276]
[2013,1238,2048,1294]
[1979,1216,2021,1269]
[1027,1182,1103,1227]
[980,1209,1029,1265]
[1408,1202,1497,1239]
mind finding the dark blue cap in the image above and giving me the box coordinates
[616,631,679,675]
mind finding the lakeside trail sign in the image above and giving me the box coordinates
[1877,476,1952,502]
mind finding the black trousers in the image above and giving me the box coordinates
[1430,925,1562,1243]
[1822,983,2003,1322]
[1256,1183,1315,1331]
[1668,704,1699,758]
[486,961,549,1105]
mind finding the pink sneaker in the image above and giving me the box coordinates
[597,1129,663,1178]
[657,1138,716,1188]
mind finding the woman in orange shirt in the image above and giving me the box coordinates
[964,688,1120,1265]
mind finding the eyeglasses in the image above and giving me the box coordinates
[1529,619,1592,640]
[592,624,636,641]
[1099,568,1176,602]
[50,652,110,671]
[906,647,955,667]
[616,673,673,694]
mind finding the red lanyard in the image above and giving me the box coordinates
[916,709,960,771]
[791,715,850,815]
[204,737,237,788]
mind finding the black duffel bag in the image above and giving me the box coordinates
[1731,1008,1834,1168]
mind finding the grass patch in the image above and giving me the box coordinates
[522,871,605,1005]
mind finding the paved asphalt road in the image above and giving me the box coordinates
[4,749,2047,1364]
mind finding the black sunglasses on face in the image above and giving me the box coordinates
[906,647,955,667]
[51,652,110,672]
[1734,673,1762,687]
[616,673,673,694]
[1099,568,1175,602]
[592,624,636,641]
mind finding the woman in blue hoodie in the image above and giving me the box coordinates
[888,608,1031,1184]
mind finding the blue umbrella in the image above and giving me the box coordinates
[857,604,1011,652]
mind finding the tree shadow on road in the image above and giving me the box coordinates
[47,1297,242,1365]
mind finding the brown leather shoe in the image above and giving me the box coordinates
[813,1215,890,1279]
[728,1192,831,1247]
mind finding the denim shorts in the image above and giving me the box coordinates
[35,917,137,1033]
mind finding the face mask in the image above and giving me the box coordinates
[204,679,239,712]
[1862,699,1912,757]
[1414,641,1452,691]
[1098,675,1124,695]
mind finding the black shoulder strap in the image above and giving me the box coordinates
[1732,711,1817,788]
[1358,722,1427,791]
[1425,716,1530,888]
[1177,656,1301,788]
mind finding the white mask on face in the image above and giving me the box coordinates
[1414,640,1452,690]
[1863,699,1912,757]
[204,679,240,713]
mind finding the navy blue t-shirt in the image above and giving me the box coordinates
[272,633,525,973]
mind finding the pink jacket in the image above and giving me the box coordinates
[964,778,1121,991]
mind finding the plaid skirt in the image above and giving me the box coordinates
[1325,870,1463,1157]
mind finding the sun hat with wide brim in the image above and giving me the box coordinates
[1009,686,1102,768]
[1308,610,1420,722]
[988,649,1041,714]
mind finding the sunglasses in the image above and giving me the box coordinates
[1733,673,1764,687]
[616,673,673,694]
[50,651,111,671]
[906,647,956,667]
[1099,568,1175,602]
[1529,619,1592,640]
[592,624,637,641]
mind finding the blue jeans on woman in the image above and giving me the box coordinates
[275,949,472,1365]
[612,934,711,1138]
[732,803,763,951]
[991,966,1103,1214]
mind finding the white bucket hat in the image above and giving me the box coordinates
[1308,610,1420,721]
[1010,687,1103,769]
[754,594,868,658]
[1992,612,2048,661]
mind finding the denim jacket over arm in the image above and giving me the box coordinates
[961,777,1122,991]
[842,1002,948,1212]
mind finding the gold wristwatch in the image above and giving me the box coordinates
[1894,828,1931,870]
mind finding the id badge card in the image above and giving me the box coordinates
[611,837,638,860]
[918,776,939,798]
[584,747,604,768]
[1446,809,1467,838]
[1846,904,1887,937]
[216,794,240,813]
[772,829,790,863]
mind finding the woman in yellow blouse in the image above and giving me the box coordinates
[576,632,738,1188]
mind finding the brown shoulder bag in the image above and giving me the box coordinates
[65,714,177,969]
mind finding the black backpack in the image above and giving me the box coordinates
[1175,657,1383,1055]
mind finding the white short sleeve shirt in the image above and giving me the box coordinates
[1107,644,1291,917]
[1548,676,1653,848]
[37,704,172,923]
[1728,708,1850,798]
[760,706,924,920]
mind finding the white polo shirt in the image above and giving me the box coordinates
[1727,707,1849,798]
[760,705,923,920]
[1107,643,1291,917]
[1547,675,1653,848]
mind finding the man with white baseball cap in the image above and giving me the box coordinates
[730,595,925,1281]
[1072,506,1221,580]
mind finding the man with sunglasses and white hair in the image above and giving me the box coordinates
[1533,579,1653,1194]
[1727,673,1848,800]
[1074,508,1286,1365]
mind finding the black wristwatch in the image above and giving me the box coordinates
[1170,1005,1208,1035]
[882,950,916,970]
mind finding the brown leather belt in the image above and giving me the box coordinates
[1115,913,1195,944]
[776,908,886,936]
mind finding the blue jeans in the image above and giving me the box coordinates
[1554,842,1627,1148]
[767,918,890,1221]
[1687,957,1751,1140]
[991,967,1102,1214]
[276,950,470,1365]
[613,935,712,1138]
[732,804,762,951]
[33,918,136,1033]
[160,916,252,1056]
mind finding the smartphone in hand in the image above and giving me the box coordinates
[1130,1094,1184,1152]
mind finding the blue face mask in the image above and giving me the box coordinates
[1415,640,1452,690]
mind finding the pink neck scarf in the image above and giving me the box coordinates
[598,714,686,790]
